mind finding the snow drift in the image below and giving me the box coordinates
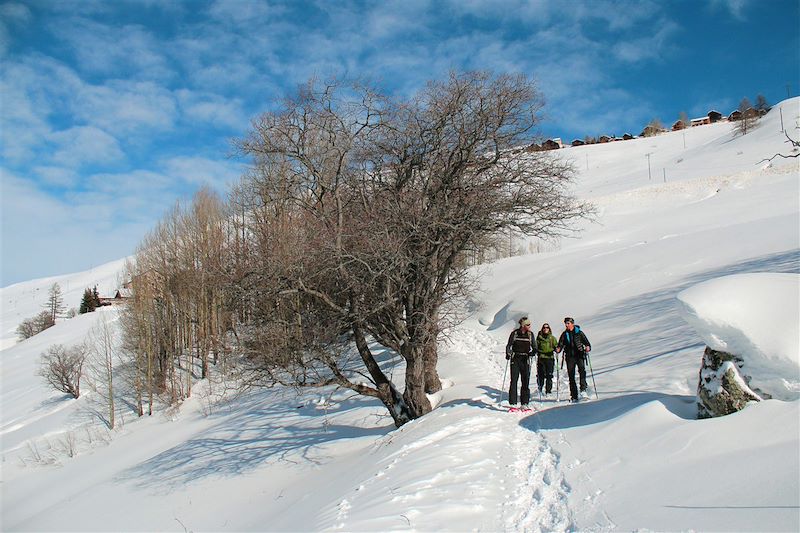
[677,273,800,400]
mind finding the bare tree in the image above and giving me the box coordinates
[234,72,593,425]
[734,97,758,136]
[755,94,770,114]
[118,188,236,416]
[16,311,55,340]
[642,118,663,137]
[759,131,800,163]
[87,313,118,428]
[39,343,87,399]
[45,283,66,322]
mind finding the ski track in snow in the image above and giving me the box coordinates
[503,426,576,533]
[325,327,580,532]
[459,328,577,533]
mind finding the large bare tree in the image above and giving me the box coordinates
[233,72,592,426]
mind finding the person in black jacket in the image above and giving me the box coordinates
[556,317,592,402]
[505,316,536,409]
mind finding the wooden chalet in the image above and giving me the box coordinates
[98,289,133,306]
[672,120,687,131]
[541,138,562,150]
[707,110,723,123]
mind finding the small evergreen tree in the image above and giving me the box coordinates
[79,288,95,314]
[92,286,103,309]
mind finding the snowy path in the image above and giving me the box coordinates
[311,326,581,532]
[439,328,578,532]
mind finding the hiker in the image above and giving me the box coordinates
[556,317,592,402]
[505,316,536,410]
[536,323,558,396]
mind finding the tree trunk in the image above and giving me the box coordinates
[423,336,442,394]
[402,343,432,418]
[352,323,412,427]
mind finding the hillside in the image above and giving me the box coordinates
[1,98,798,532]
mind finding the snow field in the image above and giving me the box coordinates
[1,97,798,532]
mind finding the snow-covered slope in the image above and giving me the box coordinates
[2,98,798,532]
[0,257,128,350]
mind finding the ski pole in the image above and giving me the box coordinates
[586,352,598,399]
[499,356,509,405]
[553,355,564,402]
[555,356,560,401]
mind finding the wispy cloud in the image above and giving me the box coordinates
[50,126,125,168]
[54,17,174,81]
[2,0,796,286]
[0,2,31,56]
[709,0,752,21]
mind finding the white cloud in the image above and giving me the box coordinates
[611,20,681,63]
[52,16,174,81]
[74,80,178,133]
[709,0,752,21]
[49,126,125,168]
[176,90,249,131]
[32,166,79,188]
[0,2,32,57]
[206,0,282,26]
[161,156,244,189]
[0,169,148,287]
[0,2,32,21]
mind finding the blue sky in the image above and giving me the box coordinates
[1,0,798,287]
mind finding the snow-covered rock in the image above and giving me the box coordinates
[677,273,800,408]
[696,346,763,418]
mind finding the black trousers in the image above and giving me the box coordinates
[566,354,588,400]
[536,356,555,393]
[509,353,532,405]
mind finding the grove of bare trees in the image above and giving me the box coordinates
[120,71,592,427]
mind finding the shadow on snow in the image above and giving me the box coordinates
[519,392,697,432]
[118,391,392,492]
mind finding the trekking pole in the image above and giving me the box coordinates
[586,353,599,399]
[499,356,509,406]
[536,354,541,402]
[556,356,560,401]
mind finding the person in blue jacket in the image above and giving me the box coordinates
[556,317,592,402]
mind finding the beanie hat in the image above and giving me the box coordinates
[564,317,574,324]
[519,316,531,326]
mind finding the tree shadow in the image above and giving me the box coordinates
[435,385,509,412]
[118,391,392,492]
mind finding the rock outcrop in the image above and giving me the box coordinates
[697,346,766,419]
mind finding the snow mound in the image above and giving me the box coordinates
[676,273,800,400]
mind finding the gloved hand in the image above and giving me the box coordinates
[505,352,511,360]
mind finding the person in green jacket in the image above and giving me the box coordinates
[536,323,558,395]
